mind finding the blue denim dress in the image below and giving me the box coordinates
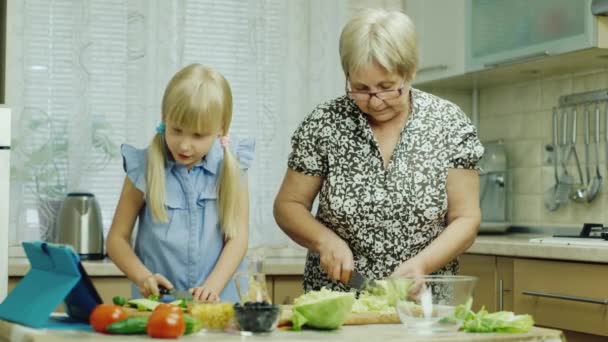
[121,137,255,302]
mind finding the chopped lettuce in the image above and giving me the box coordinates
[352,278,412,313]
[291,288,355,330]
[441,299,534,333]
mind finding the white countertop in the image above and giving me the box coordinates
[8,233,608,277]
[0,319,564,342]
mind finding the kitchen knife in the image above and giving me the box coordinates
[347,270,377,290]
[159,286,193,301]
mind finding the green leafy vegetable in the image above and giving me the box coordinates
[441,299,534,333]
[291,288,355,330]
[147,293,160,301]
[351,278,412,313]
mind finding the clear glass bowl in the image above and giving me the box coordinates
[394,275,477,334]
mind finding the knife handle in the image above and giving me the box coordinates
[158,285,171,295]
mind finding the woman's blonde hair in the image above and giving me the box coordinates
[146,64,241,239]
[339,8,418,80]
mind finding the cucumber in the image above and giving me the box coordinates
[127,298,160,311]
[112,295,127,306]
[106,316,148,334]
[184,315,202,335]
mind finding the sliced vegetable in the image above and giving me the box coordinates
[127,298,161,311]
[441,300,534,333]
[147,293,160,301]
[291,288,355,330]
[183,314,202,335]
[112,295,127,306]
[106,316,148,334]
[89,304,129,333]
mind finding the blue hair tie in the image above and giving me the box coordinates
[156,122,165,135]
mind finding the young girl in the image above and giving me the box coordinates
[107,64,254,303]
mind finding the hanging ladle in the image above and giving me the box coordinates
[570,105,588,203]
[586,103,603,202]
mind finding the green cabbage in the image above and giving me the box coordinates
[291,288,355,330]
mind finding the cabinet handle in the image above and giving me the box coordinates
[417,64,448,73]
[522,290,608,305]
[498,279,504,311]
[484,51,551,68]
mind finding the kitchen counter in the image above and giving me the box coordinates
[8,233,608,278]
[0,319,565,342]
[7,255,306,277]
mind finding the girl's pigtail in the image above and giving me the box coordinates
[218,144,240,239]
[146,133,168,223]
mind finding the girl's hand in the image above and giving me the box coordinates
[137,273,173,298]
[318,232,354,284]
[191,286,221,303]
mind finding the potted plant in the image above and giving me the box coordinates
[10,107,119,241]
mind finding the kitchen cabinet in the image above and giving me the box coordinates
[513,259,608,337]
[271,275,304,305]
[458,254,513,312]
[405,0,466,85]
[467,0,596,71]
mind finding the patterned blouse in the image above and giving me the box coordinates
[287,88,484,292]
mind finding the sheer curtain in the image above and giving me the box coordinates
[6,0,348,252]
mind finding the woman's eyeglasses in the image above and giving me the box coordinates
[346,79,406,102]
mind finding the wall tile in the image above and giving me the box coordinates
[505,141,542,168]
[540,75,573,111]
[510,167,542,195]
[511,194,541,223]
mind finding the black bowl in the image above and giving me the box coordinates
[234,304,281,333]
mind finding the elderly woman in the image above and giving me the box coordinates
[273,8,484,292]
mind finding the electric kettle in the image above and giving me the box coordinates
[54,192,105,260]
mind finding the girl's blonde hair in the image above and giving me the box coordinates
[339,8,418,80]
[146,64,241,239]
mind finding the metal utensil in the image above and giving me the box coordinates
[159,285,193,301]
[569,107,588,203]
[586,104,603,202]
[543,107,560,211]
[556,108,574,204]
[347,270,377,290]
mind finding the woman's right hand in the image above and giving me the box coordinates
[137,273,173,298]
[317,232,354,284]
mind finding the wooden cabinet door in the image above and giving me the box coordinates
[496,257,514,311]
[272,275,304,305]
[514,259,608,336]
[458,254,497,312]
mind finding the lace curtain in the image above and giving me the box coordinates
[6,0,348,251]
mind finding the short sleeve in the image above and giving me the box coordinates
[448,112,484,170]
[121,144,147,192]
[234,137,255,171]
[287,108,328,177]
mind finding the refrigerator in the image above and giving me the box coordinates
[0,108,10,301]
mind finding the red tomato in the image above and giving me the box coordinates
[89,304,128,333]
[154,303,183,314]
[147,310,185,339]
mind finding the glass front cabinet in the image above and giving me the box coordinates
[466,0,596,71]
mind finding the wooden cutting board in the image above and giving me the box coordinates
[278,305,400,326]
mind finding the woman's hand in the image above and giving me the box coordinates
[318,232,354,284]
[191,285,221,303]
[137,273,173,298]
[391,257,427,278]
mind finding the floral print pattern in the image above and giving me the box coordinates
[287,88,484,292]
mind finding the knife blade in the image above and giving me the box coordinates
[347,270,377,290]
[159,286,193,301]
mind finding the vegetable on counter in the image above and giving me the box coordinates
[89,304,129,333]
[112,295,127,306]
[147,306,186,338]
[442,299,535,333]
[291,288,355,331]
[106,316,148,334]
[127,298,161,311]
